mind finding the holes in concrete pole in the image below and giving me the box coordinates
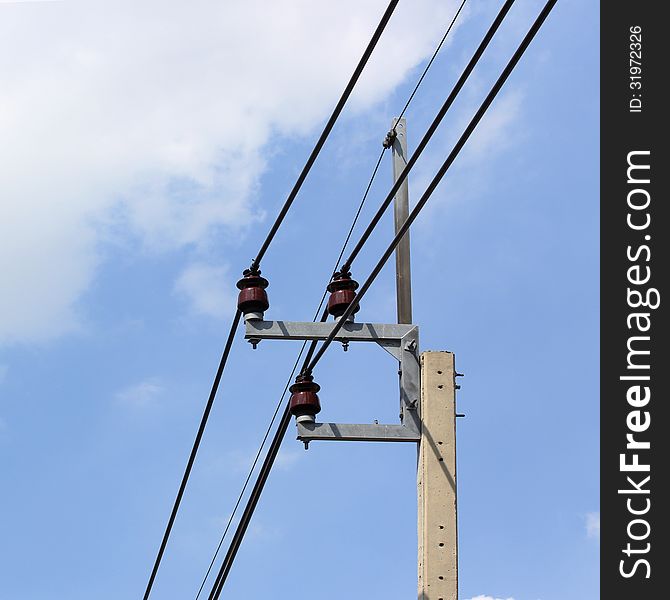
[439,525,444,529]
[438,384,444,389]
[439,543,445,547]
[437,370,442,374]
[438,457,444,462]
[439,576,444,581]
[438,441,443,445]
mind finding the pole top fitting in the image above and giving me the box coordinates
[247,257,262,275]
[382,129,397,149]
[331,269,353,282]
[244,264,261,277]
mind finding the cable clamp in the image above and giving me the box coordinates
[382,129,397,149]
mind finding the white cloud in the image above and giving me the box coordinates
[586,511,600,539]
[409,86,527,241]
[0,365,7,439]
[274,448,302,471]
[174,262,236,320]
[247,518,283,543]
[460,89,525,165]
[211,445,301,477]
[114,378,164,409]
[0,0,465,345]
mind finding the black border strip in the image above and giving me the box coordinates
[601,3,667,596]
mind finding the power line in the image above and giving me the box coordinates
[305,0,558,376]
[196,7,467,572]
[395,0,467,125]
[340,0,516,275]
[142,310,241,600]
[203,0,557,596]
[202,114,391,600]
[249,0,401,273]
[194,149,386,599]
[302,0,509,371]
[193,343,306,600]
[300,148,386,370]
[141,2,400,597]
[302,1,468,371]
[207,406,292,600]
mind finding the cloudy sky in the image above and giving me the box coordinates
[0,1,598,599]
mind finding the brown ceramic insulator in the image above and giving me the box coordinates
[236,270,270,315]
[326,273,360,318]
[288,375,321,418]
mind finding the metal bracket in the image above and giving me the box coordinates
[245,320,420,444]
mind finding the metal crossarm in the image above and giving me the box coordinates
[244,320,421,445]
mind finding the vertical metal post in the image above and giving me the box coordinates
[418,352,458,600]
[391,117,413,325]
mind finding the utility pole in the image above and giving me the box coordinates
[391,117,413,325]
[392,118,458,598]
[418,351,458,600]
[242,118,458,599]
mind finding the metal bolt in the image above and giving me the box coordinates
[342,340,349,352]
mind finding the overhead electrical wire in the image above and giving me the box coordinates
[305,0,559,376]
[141,2,401,598]
[300,0,469,371]
[395,0,467,125]
[141,309,241,600]
[198,9,472,589]
[194,149,386,600]
[205,1,558,596]
[249,0,401,273]
[193,346,304,600]
[340,0,516,275]
[194,2,469,578]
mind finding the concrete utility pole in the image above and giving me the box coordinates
[418,352,458,600]
[392,120,458,598]
[391,117,413,325]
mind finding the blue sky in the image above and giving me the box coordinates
[0,1,598,599]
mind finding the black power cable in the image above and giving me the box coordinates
[340,0,516,275]
[305,0,559,376]
[193,343,306,600]
[301,0,469,371]
[300,149,386,371]
[395,0,467,125]
[207,407,292,600]
[205,0,557,596]
[141,2,401,598]
[249,0,400,274]
[194,149,386,599]
[142,310,241,600]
